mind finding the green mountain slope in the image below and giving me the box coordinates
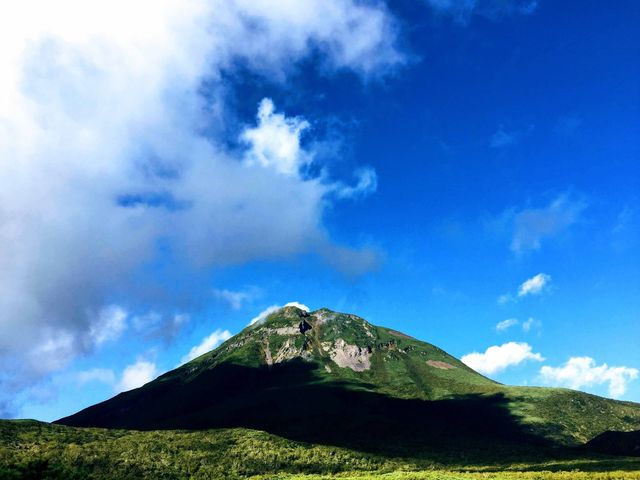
[57,306,640,452]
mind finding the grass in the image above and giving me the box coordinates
[1,420,639,480]
[254,473,640,479]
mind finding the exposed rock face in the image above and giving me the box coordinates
[274,338,299,363]
[314,309,338,324]
[329,338,371,372]
[263,340,273,366]
[248,308,375,371]
[272,327,299,336]
[427,360,455,370]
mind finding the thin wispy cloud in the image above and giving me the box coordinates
[424,0,538,24]
[212,288,260,311]
[497,293,515,305]
[518,273,551,297]
[510,195,587,253]
[611,205,640,251]
[132,312,190,343]
[497,274,551,305]
[494,318,541,333]
[495,318,518,332]
[489,124,533,149]
[487,194,587,254]
[88,306,128,347]
[521,317,541,332]
[76,368,116,386]
[331,168,379,200]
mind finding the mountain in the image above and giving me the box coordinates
[57,306,640,455]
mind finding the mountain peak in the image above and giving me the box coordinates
[244,306,378,371]
[170,305,486,394]
[57,307,640,451]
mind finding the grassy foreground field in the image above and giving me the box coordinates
[1,420,638,480]
[265,474,640,479]
[261,471,640,479]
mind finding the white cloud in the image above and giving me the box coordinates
[424,0,537,24]
[497,293,514,305]
[249,305,282,327]
[131,312,190,342]
[494,318,541,333]
[116,360,158,393]
[518,273,551,297]
[611,205,640,251]
[510,195,587,253]
[76,368,116,385]
[27,330,76,374]
[490,125,515,148]
[79,361,167,393]
[248,301,310,326]
[496,318,518,332]
[497,273,550,306]
[462,342,544,376]
[284,301,310,312]
[332,168,378,199]
[242,98,311,176]
[89,305,127,346]
[521,317,541,332]
[540,357,639,399]
[180,329,233,365]
[212,288,259,310]
[0,0,401,400]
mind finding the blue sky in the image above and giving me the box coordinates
[1,1,639,421]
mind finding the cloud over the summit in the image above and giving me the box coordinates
[0,0,403,413]
[248,302,310,326]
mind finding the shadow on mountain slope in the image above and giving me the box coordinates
[57,360,558,459]
[586,429,640,456]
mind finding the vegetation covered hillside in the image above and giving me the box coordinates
[57,307,640,452]
[1,420,640,480]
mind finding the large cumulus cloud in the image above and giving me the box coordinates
[0,0,403,411]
